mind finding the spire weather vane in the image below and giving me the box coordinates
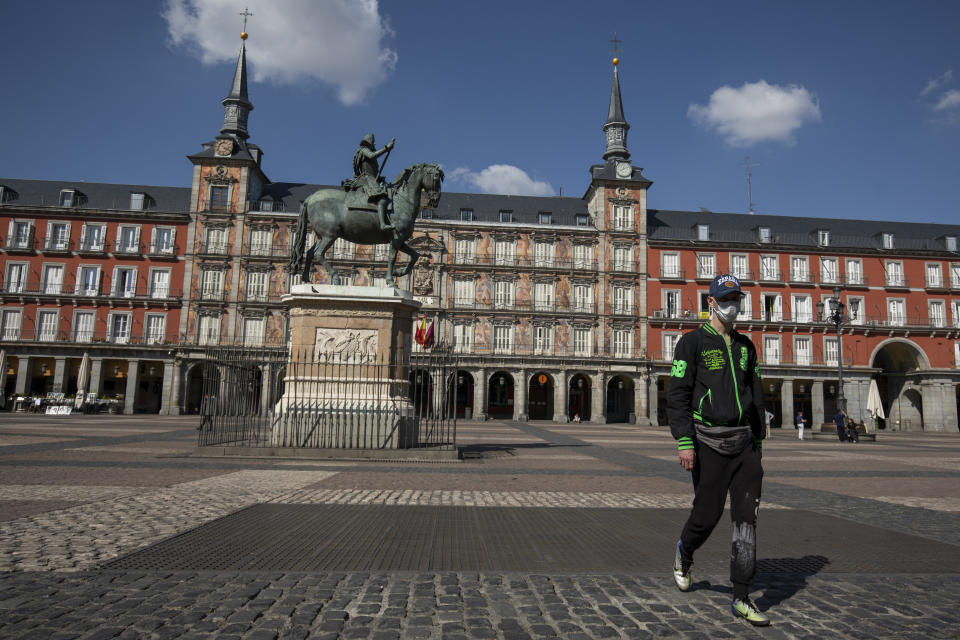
[610,32,623,58]
[239,6,253,33]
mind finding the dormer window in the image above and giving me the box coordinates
[499,210,513,223]
[882,232,895,249]
[257,196,274,212]
[946,236,957,252]
[460,208,473,222]
[696,224,710,241]
[60,189,76,207]
[538,212,552,225]
[576,214,589,227]
[0,186,17,204]
[130,193,145,210]
[818,229,830,246]
[419,208,433,219]
[758,227,771,243]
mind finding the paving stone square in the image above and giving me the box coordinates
[1,415,958,638]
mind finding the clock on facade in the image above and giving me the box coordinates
[616,162,632,178]
[214,139,233,157]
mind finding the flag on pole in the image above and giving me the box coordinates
[414,316,427,346]
[422,318,435,349]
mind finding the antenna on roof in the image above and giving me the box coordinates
[743,155,760,214]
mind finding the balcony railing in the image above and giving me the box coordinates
[4,234,36,251]
[789,271,814,285]
[659,268,685,281]
[925,277,947,290]
[198,241,229,255]
[3,328,177,346]
[147,242,176,257]
[841,274,869,288]
[884,275,909,289]
[198,288,226,301]
[112,241,143,255]
[695,269,716,282]
[730,270,754,283]
[449,254,597,270]
[610,260,634,273]
[40,239,73,253]
[758,269,783,283]
[77,239,107,254]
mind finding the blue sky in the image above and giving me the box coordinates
[1,1,958,224]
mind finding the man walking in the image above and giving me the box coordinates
[668,274,769,626]
[796,409,806,441]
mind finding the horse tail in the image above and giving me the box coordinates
[289,200,308,274]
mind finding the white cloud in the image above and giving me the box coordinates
[449,165,555,197]
[921,70,953,97]
[688,80,821,146]
[933,89,960,111]
[163,0,397,105]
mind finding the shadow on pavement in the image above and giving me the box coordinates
[688,555,831,606]
[458,442,588,457]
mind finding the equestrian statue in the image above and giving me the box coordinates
[289,134,444,288]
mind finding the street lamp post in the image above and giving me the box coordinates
[816,286,860,415]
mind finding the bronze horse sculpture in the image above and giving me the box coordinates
[289,162,444,288]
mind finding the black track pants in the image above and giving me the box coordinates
[679,442,763,588]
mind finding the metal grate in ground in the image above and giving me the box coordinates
[102,504,960,574]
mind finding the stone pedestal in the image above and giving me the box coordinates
[272,284,421,449]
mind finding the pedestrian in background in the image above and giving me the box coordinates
[764,408,774,438]
[796,409,806,441]
[833,409,847,442]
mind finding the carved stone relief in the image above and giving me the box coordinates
[314,328,378,360]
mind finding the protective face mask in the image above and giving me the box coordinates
[714,301,740,324]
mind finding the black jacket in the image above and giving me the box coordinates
[667,323,765,445]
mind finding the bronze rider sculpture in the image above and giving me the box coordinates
[350,133,396,231]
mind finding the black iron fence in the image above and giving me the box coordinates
[197,346,458,451]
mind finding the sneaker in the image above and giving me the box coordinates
[731,597,770,626]
[672,541,693,592]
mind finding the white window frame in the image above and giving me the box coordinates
[332,237,354,260]
[494,239,515,266]
[929,299,946,328]
[761,293,783,322]
[1,309,23,340]
[494,325,514,354]
[846,259,864,286]
[613,329,632,358]
[79,222,106,251]
[494,280,514,309]
[454,237,476,264]
[42,263,65,295]
[454,278,475,308]
[760,255,779,281]
[818,229,830,246]
[130,192,146,210]
[612,205,633,231]
[75,265,101,296]
[953,300,960,329]
[848,295,865,325]
[663,333,681,361]
[696,224,710,241]
[149,268,171,299]
[887,298,906,326]
[885,260,905,287]
[794,336,812,366]
[612,285,633,315]
[204,226,226,254]
[73,310,96,342]
[242,316,265,346]
[145,313,167,344]
[116,224,141,254]
[882,232,895,249]
[790,255,810,283]
[737,292,753,321]
[4,262,28,293]
[249,228,272,256]
[453,323,474,353]
[534,324,553,355]
[573,327,592,357]
[533,281,554,311]
[820,257,839,285]
[108,312,132,344]
[200,269,224,300]
[824,336,839,367]
[696,253,716,280]
[730,253,749,280]
[8,220,34,249]
[763,335,781,365]
[538,212,552,225]
[198,315,220,345]
[613,245,632,271]
[573,244,592,269]
[534,241,555,267]
[151,226,176,255]
[113,266,138,298]
[573,284,593,313]
[926,262,943,288]
[37,310,59,342]
[45,221,71,251]
[662,289,681,319]
[245,271,269,302]
[792,294,812,323]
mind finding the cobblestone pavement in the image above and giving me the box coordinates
[0,415,958,638]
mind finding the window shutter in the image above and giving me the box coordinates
[134,226,141,251]
[44,222,52,247]
[169,228,176,252]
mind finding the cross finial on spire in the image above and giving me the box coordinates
[610,32,622,57]
[239,6,253,32]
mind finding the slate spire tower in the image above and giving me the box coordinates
[220,34,253,141]
[602,58,630,161]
